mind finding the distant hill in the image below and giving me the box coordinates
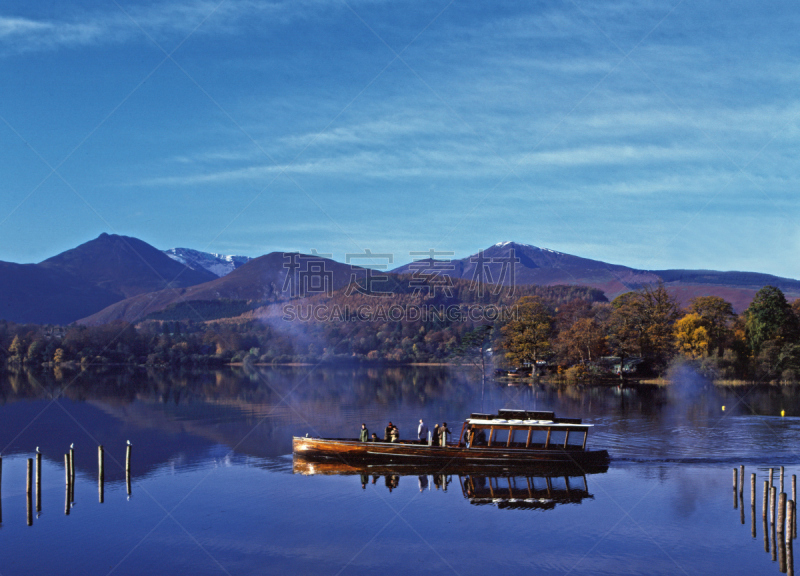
[391,242,661,297]
[78,251,369,325]
[164,248,251,277]
[0,234,217,324]
[5,237,800,326]
[392,242,800,311]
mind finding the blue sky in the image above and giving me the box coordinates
[1,0,799,277]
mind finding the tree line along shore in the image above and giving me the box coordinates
[1,284,799,384]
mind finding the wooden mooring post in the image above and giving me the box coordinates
[740,465,745,496]
[773,486,778,525]
[734,468,739,508]
[26,458,33,526]
[781,533,788,573]
[126,442,132,496]
[765,481,770,520]
[35,451,41,513]
[789,500,795,544]
[740,492,746,524]
[782,466,786,494]
[794,475,798,540]
[766,513,771,553]
[780,493,788,533]
[98,445,104,504]
[752,473,757,507]
[64,453,70,515]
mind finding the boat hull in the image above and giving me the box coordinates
[292,437,610,469]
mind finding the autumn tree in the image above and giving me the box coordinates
[559,317,606,365]
[501,296,553,379]
[674,313,711,359]
[607,283,679,373]
[9,334,25,358]
[53,348,66,364]
[688,296,735,355]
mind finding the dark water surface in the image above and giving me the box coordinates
[1,365,799,575]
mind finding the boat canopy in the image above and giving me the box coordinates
[460,411,592,450]
[466,418,592,429]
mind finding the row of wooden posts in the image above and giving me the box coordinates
[0,443,132,526]
[733,465,796,574]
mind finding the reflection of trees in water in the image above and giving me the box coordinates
[6,366,800,435]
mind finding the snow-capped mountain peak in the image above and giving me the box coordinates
[164,248,251,277]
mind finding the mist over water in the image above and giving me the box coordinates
[1,366,799,575]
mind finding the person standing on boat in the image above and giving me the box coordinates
[440,422,451,446]
[417,419,428,444]
[432,423,440,446]
[359,423,369,442]
[370,433,379,442]
[384,422,393,442]
[390,424,400,442]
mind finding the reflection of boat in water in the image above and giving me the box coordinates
[293,409,609,468]
[293,455,600,509]
[292,456,608,476]
[461,474,591,510]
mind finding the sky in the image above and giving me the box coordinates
[1,0,799,277]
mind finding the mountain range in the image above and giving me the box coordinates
[1,235,798,326]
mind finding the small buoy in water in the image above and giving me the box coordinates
[782,410,785,417]
[722,406,726,411]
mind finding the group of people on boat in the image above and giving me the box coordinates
[358,420,452,445]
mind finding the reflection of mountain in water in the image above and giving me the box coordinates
[6,365,800,483]
[0,365,487,481]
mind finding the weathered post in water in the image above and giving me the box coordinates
[26,458,33,526]
[64,453,71,513]
[765,481,770,519]
[789,500,795,544]
[98,445,104,504]
[781,532,788,573]
[773,519,779,561]
[752,473,757,507]
[794,475,798,540]
[766,513,771,552]
[773,486,779,525]
[126,442,132,496]
[734,468,739,508]
[780,493,788,533]
[741,492,746,525]
[789,536,795,576]
[782,466,786,494]
[740,465,745,496]
[35,451,41,513]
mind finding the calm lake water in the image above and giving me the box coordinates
[1,365,799,575]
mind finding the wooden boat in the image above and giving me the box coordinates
[292,409,610,468]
